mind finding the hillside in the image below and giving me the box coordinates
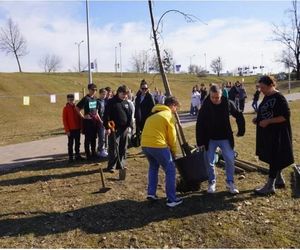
[0,72,296,145]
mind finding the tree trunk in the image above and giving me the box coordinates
[148,0,191,156]
[296,57,300,80]
[148,1,170,96]
[14,51,22,72]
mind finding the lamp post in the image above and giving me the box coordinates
[75,40,84,72]
[85,0,92,84]
[261,52,264,75]
[288,40,291,94]
[204,52,207,72]
[114,46,118,73]
[190,54,195,67]
[144,48,152,73]
[119,42,122,77]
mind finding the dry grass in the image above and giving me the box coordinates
[0,99,299,248]
[0,72,298,145]
[1,72,260,146]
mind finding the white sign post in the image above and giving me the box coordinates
[50,94,56,103]
[74,92,80,101]
[23,96,30,106]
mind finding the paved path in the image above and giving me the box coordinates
[1,93,299,171]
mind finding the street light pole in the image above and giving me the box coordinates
[114,46,118,73]
[119,42,122,77]
[204,52,207,72]
[85,0,92,84]
[261,52,264,75]
[145,48,152,73]
[75,40,84,72]
[288,40,291,94]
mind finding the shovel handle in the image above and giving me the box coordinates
[108,120,116,132]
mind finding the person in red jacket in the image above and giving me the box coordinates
[62,94,83,162]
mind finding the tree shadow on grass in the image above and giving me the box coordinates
[0,155,107,176]
[0,189,255,238]
[0,168,100,187]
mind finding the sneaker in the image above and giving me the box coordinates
[147,195,159,201]
[98,149,108,158]
[166,198,183,208]
[226,182,239,194]
[207,181,216,194]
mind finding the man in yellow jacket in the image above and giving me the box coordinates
[141,96,183,208]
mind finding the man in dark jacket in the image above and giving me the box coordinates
[103,85,133,173]
[134,79,155,135]
[196,84,245,194]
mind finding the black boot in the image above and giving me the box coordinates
[275,171,286,188]
[75,154,85,161]
[254,178,276,196]
[68,156,74,163]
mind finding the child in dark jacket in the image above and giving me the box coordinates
[62,94,83,162]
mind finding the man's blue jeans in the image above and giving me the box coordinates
[142,147,177,202]
[97,124,105,151]
[207,139,235,183]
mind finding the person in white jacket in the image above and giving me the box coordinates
[190,86,201,116]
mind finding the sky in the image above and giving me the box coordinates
[0,0,294,73]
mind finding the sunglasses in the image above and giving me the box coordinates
[141,87,148,90]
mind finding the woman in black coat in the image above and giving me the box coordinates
[134,80,155,134]
[253,76,294,195]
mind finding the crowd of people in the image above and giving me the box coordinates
[62,75,294,207]
[62,80,158,167]
[190,80,255,115]
[190,84,207,115]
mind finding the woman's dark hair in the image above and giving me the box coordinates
[258,75,276,86]
[164,96,180,107]
[140,79,147,87]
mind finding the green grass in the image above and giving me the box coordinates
[0,72,298,145]
[0,100,299,248]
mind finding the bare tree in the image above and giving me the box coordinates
[210,57,223,76]
[130,50,147,73]
[162,49,175,73]
[0,18,28,72]
[148,54,160,72]
[148,0,206,156]
[188,64,207,76]
[273,0,300,79]
[39,54,62,73]
[148,49,175,73]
